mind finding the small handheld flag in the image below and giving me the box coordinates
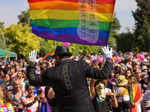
[4,53,9,61]
[41,50,55,61]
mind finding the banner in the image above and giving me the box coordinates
[28,0,116,46]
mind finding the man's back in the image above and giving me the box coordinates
[27,46,113,112]
[41,59,113,112]
[43,59,96,112]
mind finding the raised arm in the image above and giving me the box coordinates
[82,46,113,79]
[26,50,47,86]
[26,63,44,86]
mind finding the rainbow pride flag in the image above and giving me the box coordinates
[28,0,116,46]
[131,84,142,112]
[41,50,55,60]
[4,53,9,61]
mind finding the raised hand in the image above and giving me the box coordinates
[29,50,39,63]
[102,46,113,59]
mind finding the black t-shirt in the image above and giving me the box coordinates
[139,79,148,91]
[93,80,113,112]
[93,96,113,112]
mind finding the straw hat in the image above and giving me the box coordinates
[117,75,128,86]
[142,65,148,71]
[144,101,150,108]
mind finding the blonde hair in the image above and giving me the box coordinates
[13,79,22,91]
[13,79,21,86]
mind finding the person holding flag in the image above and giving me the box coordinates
[26,46,113,112]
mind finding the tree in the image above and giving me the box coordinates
[0,22,6,49]
[0,22,4,27]
[133,0,150,51]
[108,15,121,49]
[111,15,121,33]
[115,31,136,52]
[39,39,56,57]
[18,10,30,24]
[4,24,41,58]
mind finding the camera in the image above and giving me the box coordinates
[37,89,42,95]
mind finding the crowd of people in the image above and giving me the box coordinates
[0,48,150,112]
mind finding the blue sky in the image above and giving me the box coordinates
[0,0,137,32]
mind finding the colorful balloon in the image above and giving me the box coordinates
[138,54,145,61]
[97,57,103,63]
[62,42,70,47]
[90,58,94,63]
[116,56,122,63]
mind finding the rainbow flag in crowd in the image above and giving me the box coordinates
[131,84,142,112]
[41,50,55,60]
[40,101,51,112]
[4,53,9,61]
[0,77,6,85]
[28,0,116,46]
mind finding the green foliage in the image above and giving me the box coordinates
[0,36,4,49]
[39,41,102,56]
[4,24,41,58]
[0,22,4,28]
[18,10,30,25]
[115,31,137,52]
[133,0,150,51]
[111,15,121,33]
[108,16,121,49]
[39,39,56,57]
[0,22,6,49]
[70,44,102,56]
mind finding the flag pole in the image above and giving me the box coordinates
[54,41,57,48]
